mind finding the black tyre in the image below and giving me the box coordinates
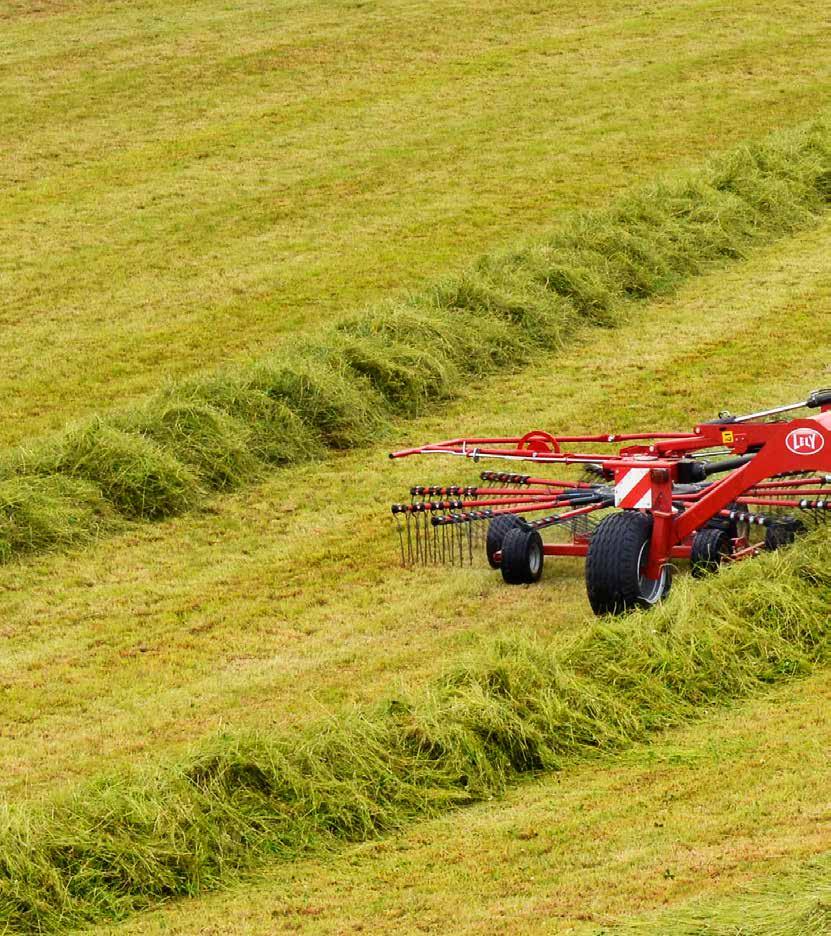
[500,526,544,585]
[486,513,523,569]
[764,519,806,551]
[707,503,740,541]
[690,527,732,578]
[585,512,671,615]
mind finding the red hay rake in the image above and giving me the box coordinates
[389,390,831,615]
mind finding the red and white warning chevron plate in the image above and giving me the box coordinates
[614,467,653,509]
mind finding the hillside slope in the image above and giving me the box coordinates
[3,3,830,931]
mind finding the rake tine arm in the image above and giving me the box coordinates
[744,488,831,498]
[410,485,562,498]
[393,495,573,515]
[431,499,571,526]
[737,497,831,509]
[749,476,831,489]
[526,499,614,530]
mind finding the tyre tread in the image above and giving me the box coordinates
[501,526,544,585]
[585,511,664,615]
[486,514,523,569]
[690,526,731,578]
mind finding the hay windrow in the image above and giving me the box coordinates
[168,376,325,466]
[0,117,828,558]
[45,421,200,521]
[0,535,827,933]
[0,475,115,562]
[126,400,261,492]
[247,355,387,449]
[314,333,459,416]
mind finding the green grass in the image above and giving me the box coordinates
[4,230,831,936]
[1,214,830,805]
[0,218,828,931]
[0,532,826,933]
[0,475,115,563]
[92,673,831,936]
[3,3,831,928]
[1,117,829,565]
[625,856,831,935]
[1,0,830,444]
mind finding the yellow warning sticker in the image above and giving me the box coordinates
[722,431,734,444]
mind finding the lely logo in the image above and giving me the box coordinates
[785,428,825,456]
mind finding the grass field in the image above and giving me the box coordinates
[1,0,830,443]
[93,671,831,935]
[0,214,828,803]
[2,118,827,567]
[0,214,828,931]
[2,0,831,931]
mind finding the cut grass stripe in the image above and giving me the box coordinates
[623,853,831,935]
[0,534,827,932]
[0,116,829,562]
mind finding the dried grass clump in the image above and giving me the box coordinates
[247,356,387,449]
[326,333,459,415]
[171,375,325,465]
[0,475,114,561]
[127,399,260,491]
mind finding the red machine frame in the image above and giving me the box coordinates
[389,391,831,613]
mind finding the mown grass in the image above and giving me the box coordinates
[0,534,828,933]
[1,117,829,565]
[2,215,830,804]
[0,475,115,563]
[626,855,831,936]
[0,196,828,934]
[4,4,830,932]
[98,671,831,936]
[3,0,830,443]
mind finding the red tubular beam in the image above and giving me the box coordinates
[450,495,571,509]
[398,447,680,465]
[431,499,574,521]
[471,499,575,518]
[467,488,553,497]
[542,543,589,557]
[475,485,583,495]
[522,476,598,489]
[750,477,830,489]
[745,489,831,498]
[672,486,831,502]
[391,436,702,462]
[479,473,598,490]
[670,544,693,559]
[730,544,764,560]
[399,495,570,513]
[411,486,577,498]
[737,497,814,508]
[539,432,699,443]
[392,432,700,458]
